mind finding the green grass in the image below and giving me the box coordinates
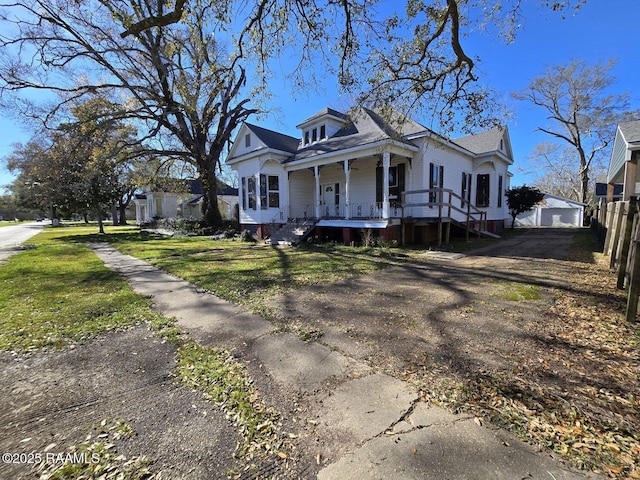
[0,240,159,352]
[175,340,285,458]
[34,419,158,479]
[499,283,541,301]
[0,221,30,227]
[104,234,392,318]
[2,224,287,464]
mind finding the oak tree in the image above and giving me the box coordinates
[0,0,587,228]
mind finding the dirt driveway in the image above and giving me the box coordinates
[267,228,639,476]
[0,228,637,478]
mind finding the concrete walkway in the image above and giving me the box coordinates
[90,242,596,479]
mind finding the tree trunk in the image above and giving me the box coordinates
[198,158,223,230]
[112,204,119,226]
[97,210,105,234]
[579,155,589,226]
[118,204,128,225]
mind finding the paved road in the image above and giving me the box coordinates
[0,222,45,262]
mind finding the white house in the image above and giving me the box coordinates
[133,179,238,225]
[226,106,513,245]
[606,120,640,201]
[515,193,585,227]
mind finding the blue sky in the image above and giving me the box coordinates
[1,0,638,193]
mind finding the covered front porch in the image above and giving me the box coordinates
[286,147,412,222]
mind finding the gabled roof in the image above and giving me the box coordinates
[245,123,300,153]
[607,120,640,184]
[296,107,347,128]
[452,126,509,156]
[285,106,417,163]
[619,120,640,145]
[539,193,587,208]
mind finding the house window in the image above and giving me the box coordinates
[304,131,310,145]
[429,163,444,203]
[245,134,251,148]
[247,176,256,210]
[258,174,280,209]
[461,172,472,208]
[498,175,503,208]
[268,175,280,208]
[320,125,326,139]
[154,197,163,217]
[388,166,398,188]
[376,163,405,203]
[312,128,318,142]
[476,174,490,208]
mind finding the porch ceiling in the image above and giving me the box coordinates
[283,139,417,172]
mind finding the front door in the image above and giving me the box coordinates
[321,183,340,217]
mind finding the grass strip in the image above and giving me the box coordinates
[149,317,287,460]
[34,419,157,480]
[0,242,158,352]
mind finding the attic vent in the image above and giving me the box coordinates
[500,139,504,150]
[245,134,251,148]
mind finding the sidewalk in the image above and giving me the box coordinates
[90,242,596,479]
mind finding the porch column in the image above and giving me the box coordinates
[382,151,390,219]
[623,157,637,201]
[314,166,321,218]
[606,182,615,203]
[135,202,141,224]
[344,160,351,220]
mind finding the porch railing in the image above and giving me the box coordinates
[402,188,488,241]
[278,190,487,235]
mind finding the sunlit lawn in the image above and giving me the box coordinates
[14,222,538,323]
[0,233,160,352]
[108,233,392,311]
[23,223,401,316]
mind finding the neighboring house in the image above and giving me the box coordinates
[606,120,640,201]
[515,193,585,227]
[226,106,513,245]
[595,182,622,206]
[133,178,238,225]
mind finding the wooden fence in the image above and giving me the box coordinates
[598,196,640,321]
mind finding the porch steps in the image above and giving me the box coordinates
[267,220,317,246]
[479,230,501,239]
[449,218,501,239]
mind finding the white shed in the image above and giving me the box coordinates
[515,194,585,227]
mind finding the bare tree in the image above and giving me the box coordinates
[523,142,609,204]
[514,59,632,205]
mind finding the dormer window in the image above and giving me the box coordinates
[301,119,334,146]
[245,134,251,148]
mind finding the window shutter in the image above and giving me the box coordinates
[397,164,405,198]
[376,166,382,203]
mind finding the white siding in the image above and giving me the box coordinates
[348,158,377,217]
[289,169,315,218]
[232,125,267,159]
